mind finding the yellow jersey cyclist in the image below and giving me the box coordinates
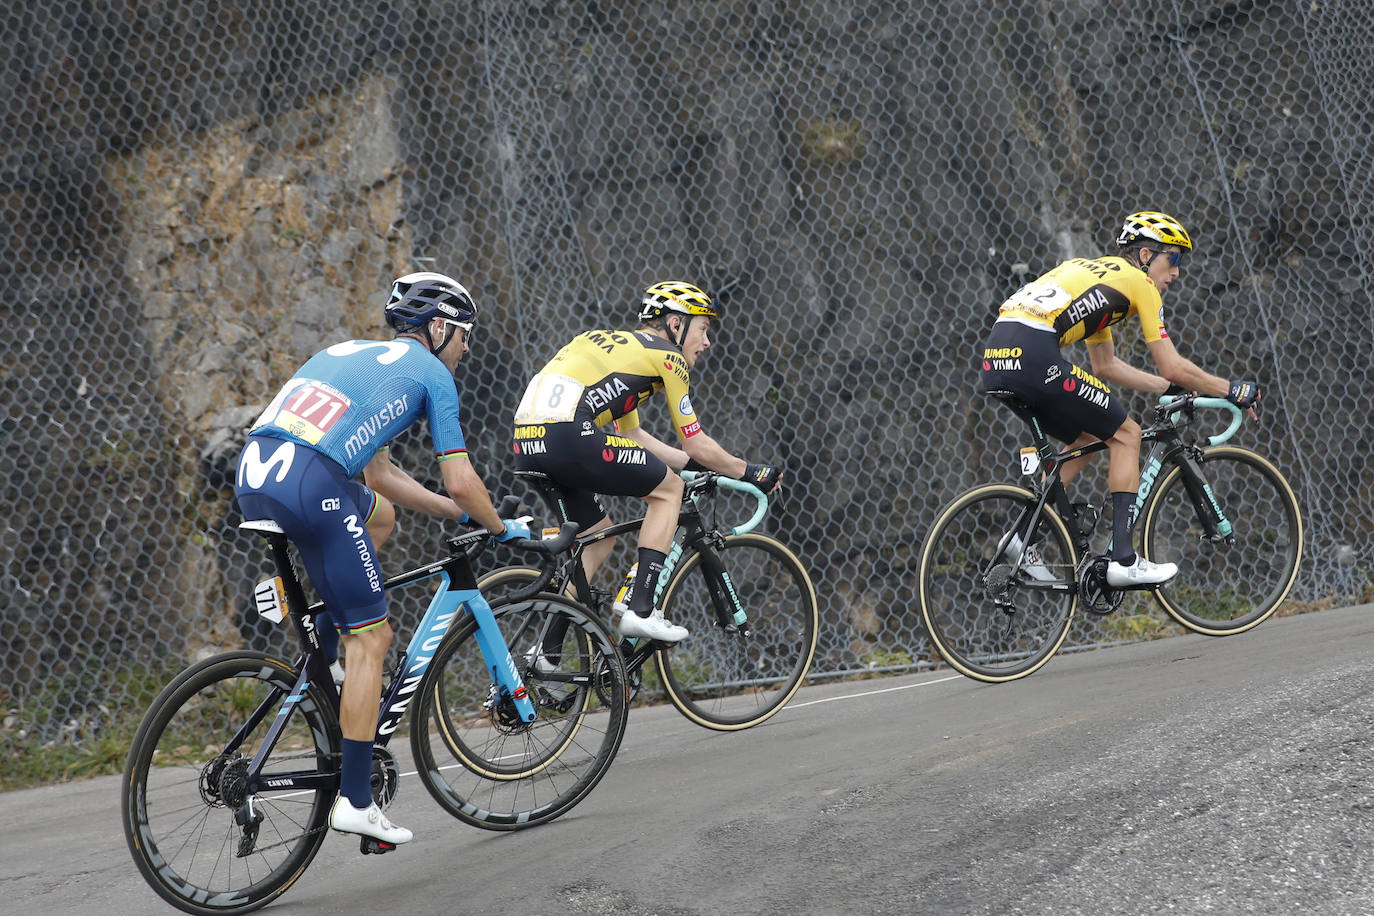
[978,211,1261,588]
[512,281,783,643]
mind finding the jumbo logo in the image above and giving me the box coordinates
[514,425,547,439]
[1069,364,1109,389]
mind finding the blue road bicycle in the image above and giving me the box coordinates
[121,516,628,915]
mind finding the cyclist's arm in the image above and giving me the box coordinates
[1144,337,1230,397]
[1085,337,1172,394]
[363,449,467,520]
[437,454,505,534]
[619,424,747,477]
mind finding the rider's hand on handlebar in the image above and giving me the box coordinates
[1225,379,1260,409]
[1226,379,1261,420]
[742,462,784,495]
[493,517,532,542]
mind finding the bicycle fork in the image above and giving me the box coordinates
[668,535,751,636]
[1139,445,1234,543]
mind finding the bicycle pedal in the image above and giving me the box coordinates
[360,837,396,855]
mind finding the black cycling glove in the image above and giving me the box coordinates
[1163,383,1189,397]
[742,462,783,494]
[1225,380,1261,409]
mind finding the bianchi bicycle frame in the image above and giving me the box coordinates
[517,471,770,634]
[1003,395,1245,583]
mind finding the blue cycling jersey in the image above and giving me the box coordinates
[248,338,467,476]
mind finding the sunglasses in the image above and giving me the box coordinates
[1151,248,1184,267]
[443,319,475,344]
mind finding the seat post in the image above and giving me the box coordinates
[239,520,314,622]
[514,469,575,526]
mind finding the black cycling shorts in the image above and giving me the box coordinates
[512,421,668,529]
[977,322,1126,443]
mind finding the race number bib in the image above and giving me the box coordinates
[514,373,583,424]
[1005,281,1070,320]
[269,380,351,444]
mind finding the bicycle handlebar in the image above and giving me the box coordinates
[446,515,581,556]
[681,471,769,535]
[1157,394,1244,446]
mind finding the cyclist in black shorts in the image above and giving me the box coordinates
[978,211,1260,587]
[512,281,783,642]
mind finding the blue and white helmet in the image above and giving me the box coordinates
[384,272,477,332]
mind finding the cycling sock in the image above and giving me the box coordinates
[1110,491,1137,564]
[341,738,373,808]
[627,548,667,616]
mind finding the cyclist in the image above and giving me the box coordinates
[511,280,782,642]
[978,211,1260,587]
[233,272,529,846]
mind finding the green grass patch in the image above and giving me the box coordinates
[1,660,181,791]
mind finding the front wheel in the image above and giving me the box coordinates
[656,533,818,730]
[121,652,337,916]
[411,593,628,830]
[1140,445,1302,635]
[918,484,1079,683]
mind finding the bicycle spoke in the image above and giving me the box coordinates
[919,485,1077,682]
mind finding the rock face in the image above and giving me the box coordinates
[2,1,1370,743]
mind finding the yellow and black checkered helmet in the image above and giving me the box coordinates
[639,280,718,321]
[1116,211,1193,251]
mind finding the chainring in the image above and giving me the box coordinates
[1077,556,1124,616]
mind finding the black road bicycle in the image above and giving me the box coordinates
[474,471,818,731]
[918,393,1303,683]
[122,515,628,915]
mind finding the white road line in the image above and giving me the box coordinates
[785,673,965,708]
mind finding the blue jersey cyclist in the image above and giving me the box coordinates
[234,272,529,846]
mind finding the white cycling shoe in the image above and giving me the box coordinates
[1001,533,1055,582]
[1106,555,1178,588]
[329,797,413,845]
[614,604,689,643]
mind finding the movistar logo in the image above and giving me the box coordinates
[237,439,296,489]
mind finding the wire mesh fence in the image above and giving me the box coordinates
[2,1,1370,766]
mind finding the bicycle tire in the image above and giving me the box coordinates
[1140,445,1303,635]
[918,484,1078,683]
[656,533,818,730]
[410,593,628,830]
[477,565,550,604]
[122,651,337,916]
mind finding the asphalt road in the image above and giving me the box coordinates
[5,603,1373,915]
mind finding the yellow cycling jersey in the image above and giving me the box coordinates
[514,329,702,438]
[996,256,1168,346]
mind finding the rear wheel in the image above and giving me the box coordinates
[411,593,628,830]
[918,484,1078,682]
[1140,445,1302,635]
[656,533,818,730]
[122,652,336,915]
